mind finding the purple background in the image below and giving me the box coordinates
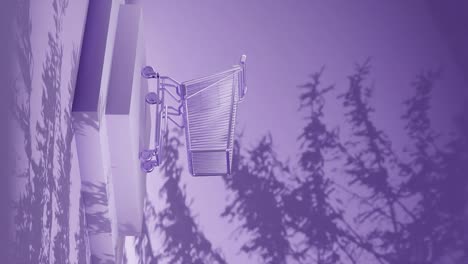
[142,0,466,157]
[135,0,467,263]
[3,0,468,263]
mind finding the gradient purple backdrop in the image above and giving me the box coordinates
[137,1,467,263]
[2,0,468,263]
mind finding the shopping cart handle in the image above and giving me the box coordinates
[240,54,247,64]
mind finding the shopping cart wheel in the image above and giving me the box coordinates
[145,92,161,105]
[139,149,154,161]
[141,161,155,173]
[141,66,157,79]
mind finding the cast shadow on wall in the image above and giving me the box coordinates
[222,60,468,264]
[81,181,112,235]
[135,60,468,264]
[13,0,88,263]
[135,131,227,264]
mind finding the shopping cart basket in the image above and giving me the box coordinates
[140,55,247,176]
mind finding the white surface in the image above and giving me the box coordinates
[11,0,90,263]
[72,0,125,262]
[106,4,147,236]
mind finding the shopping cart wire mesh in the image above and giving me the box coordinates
[140,55,247,176]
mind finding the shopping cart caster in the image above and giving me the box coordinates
[145,92,161,104]
[139,149,154,161]
[141,66,157,79]
[141,160,157,173]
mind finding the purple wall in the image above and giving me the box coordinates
[138,1,467,263]
[3,0,467,263]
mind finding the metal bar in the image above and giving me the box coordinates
[186,73,234,100]
[167,116,184,128]
[192,172,229,177]
[160,86,182,102]
[189,149,229,152]
[182,66,240,86]
[154,76,161,152]
[160,76,181,85]
[167,105,182,115]
[226,71,236,150]
[160,82,183,97]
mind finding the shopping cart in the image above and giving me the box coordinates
[140,55,247,176]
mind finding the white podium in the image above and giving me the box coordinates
[72,2,147,263]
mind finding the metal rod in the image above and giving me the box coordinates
[160,76,181,85]
[186,73,234,100]
[160,86,182,103]
[160,81,182,97]
[166,116,184,128]
[167,106,182,115]
[182,66,240,85]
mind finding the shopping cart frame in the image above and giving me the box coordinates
[140,55,247,176]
